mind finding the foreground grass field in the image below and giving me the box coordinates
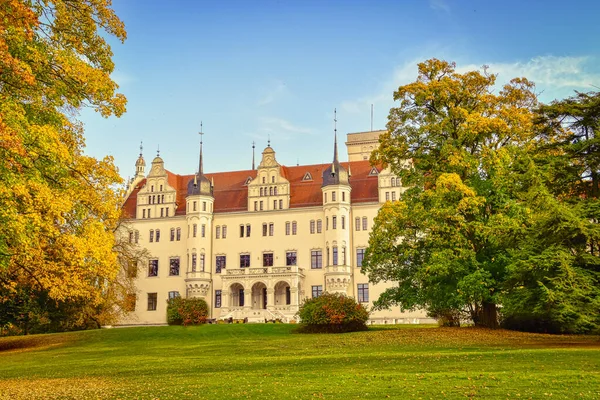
[0,324,598,399]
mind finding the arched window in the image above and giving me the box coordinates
[269,187,273,196]
[274,187,278,195]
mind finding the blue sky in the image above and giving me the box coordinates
[79,0,600,180]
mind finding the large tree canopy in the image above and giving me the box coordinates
[0,0,128,333]
[362,59,600,332]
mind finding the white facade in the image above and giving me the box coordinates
[119,131,431,325]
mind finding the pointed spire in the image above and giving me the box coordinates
[252,141,256,170]
[198,122,204,175]
[333,108,339,164]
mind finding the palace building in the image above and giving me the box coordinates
[119,128,430,325]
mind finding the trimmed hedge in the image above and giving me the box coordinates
[166,297,208,326]
[297,292,369,333]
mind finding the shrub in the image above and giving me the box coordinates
[296,292,369,333]
[166,297,208,326]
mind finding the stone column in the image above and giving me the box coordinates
[291,287,299,307]
[244,289,251,310]
[266,288,275,310]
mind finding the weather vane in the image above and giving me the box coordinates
[199,121,204,144]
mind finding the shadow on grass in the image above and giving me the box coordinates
[0,332,78,353]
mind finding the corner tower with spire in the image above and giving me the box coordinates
[322,109,352,295]
[185,123,214,302]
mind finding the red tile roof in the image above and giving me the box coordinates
[122,160,379,217]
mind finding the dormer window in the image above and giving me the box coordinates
[369,167,379,176]
[302,172,312,181]
[245,176,252,185]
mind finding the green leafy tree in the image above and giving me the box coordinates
[499,92,600,333]
[363,59,539,328]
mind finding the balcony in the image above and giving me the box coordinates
[325,265,351,275]
[185,271,212,281]
[225,265,305,277]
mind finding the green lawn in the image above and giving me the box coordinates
[0,324,598,399]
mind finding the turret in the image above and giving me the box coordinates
[321,109,352,294]
[185,127,214,301]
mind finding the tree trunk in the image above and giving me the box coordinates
[474,302,498,329]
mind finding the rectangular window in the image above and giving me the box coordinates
[170,228,175,241]
[175,227,180,241]
[215,290,222,308]
[166,208,169,217]
[274,199,277,209]
[310,220,315,234]
[285,222,290,235]
[193,224,197,237]
[240,254,250,268]
[263,253,273,267]
[135,231,139,243]
[260,201,263,211]
[239,289,245,307]
[240,225,245,237]
[342,192,345,201]
[269,223,274,236]
[149,229,154,243]
[356,248,365,267]
[216,255,226,273]
[142,209,146,218]
[254,201,258,211]
[191,253,197,272]
[127,260,138,278]
[147,293,157,311]
[246,224,251,237]
[341,216,345,230]
[262,223,267,236]
[279,199,283,209]
[392,191,397,201]
[292,221,297,235]
[326,217,329,231]
[168,291,180,300]
[332,191,336,201]
[148,209,151,218]
[200,254,205,272]
[222,225,227,239]
[148,259,158,277]
[156,229,160,242]
[311,250,323,269]
[385,192,390,201]
[332,216,337,230]
[333,246,338,265]
[311,285,323,298]
[362,217,368,231]
[317,219,322,233]
[357,283,369,303]
[201,224,206,238]
[202,201,206,211]
[286,251,297,266]
[193,201,197,211]
[169,257,180,276]
[355,217,361,231]
[160,208,164,218]
[216,226,221,239]
[324,193,327,203]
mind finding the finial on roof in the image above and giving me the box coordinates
[198,125,204,175]
[157,145,160,157]
[333,108,339,164]
[252,141,256,170]
[348,163,352,177]
[199,121,204,144]
[268,134,271,147]
[139,141,143,157]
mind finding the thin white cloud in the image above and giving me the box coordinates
[429,0,450,13]
[341,55,599,116]
[259,117,312,134]
[257,80,288,106]
[111,70,136,87]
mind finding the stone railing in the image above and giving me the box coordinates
[225,265,304,276]
[325,265,351,274]
[185,271,212,280]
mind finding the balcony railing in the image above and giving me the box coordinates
[325,265,351,274]
[185,271,212,280]
[225,265,304,276]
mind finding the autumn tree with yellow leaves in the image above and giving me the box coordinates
[0,0,129,333]
[362,59,600,332]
